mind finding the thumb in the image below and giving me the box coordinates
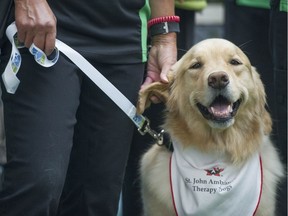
[160,64,172,83]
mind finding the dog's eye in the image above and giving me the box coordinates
[230,59,242,65]
[190,62,202,69]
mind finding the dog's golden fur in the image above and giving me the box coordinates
[138,39,284,216]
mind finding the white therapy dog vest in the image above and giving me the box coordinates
[170,140,263,216]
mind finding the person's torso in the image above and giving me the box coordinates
[48,0,151,63]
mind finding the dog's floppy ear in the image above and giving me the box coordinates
[137,82,170,114]
[263,109,272,135]
[137,59,180,114]
[251,66,273,135]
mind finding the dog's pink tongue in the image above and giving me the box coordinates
[209,104,232,118]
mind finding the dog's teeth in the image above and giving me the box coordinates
[228,105,232,113]
[209,105,232,117]
[210,107,215,114]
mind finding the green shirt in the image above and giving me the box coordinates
[175,0,207,11]
[237,0,287,12]
[280,0,288,12]
[236,0,270,9]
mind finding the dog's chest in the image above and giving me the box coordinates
[170,142,262,216]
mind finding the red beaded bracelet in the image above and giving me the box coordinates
[148,16,180,28]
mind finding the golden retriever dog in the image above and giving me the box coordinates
[138,39,284,216]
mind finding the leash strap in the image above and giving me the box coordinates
[2,22,164,144]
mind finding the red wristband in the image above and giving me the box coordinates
[148,16,180,28]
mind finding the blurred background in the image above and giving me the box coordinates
[194,0,224,42]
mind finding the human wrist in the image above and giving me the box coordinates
[151,32,177,46]
[148,16,180,28]
[148,16,180,37]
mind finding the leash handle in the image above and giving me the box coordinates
[2,22,59,94]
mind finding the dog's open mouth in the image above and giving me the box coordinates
[197,95,241,123]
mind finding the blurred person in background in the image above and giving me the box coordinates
[225,0,287,215]
[269,0,287,215]
[224,0,274,115]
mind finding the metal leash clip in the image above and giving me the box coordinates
[137,117,164,146]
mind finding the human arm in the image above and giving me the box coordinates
[14,0,56,55]
[143,0,178,89]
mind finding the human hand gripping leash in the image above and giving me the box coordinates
[2,22,164,145]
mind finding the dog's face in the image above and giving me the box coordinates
[138,39,271,162]
[171,39,259,129]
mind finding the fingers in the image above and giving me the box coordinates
[17,27,56,56]
[17,21,56,56]
[14,0,57,55]
[141,71,167,104]
[44,31,56,55]
[142,76,154,88]
[16,26,27,46]
[29,30,46,51]
[160,66,170,83]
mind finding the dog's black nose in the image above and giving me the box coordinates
[208,72,229,89]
